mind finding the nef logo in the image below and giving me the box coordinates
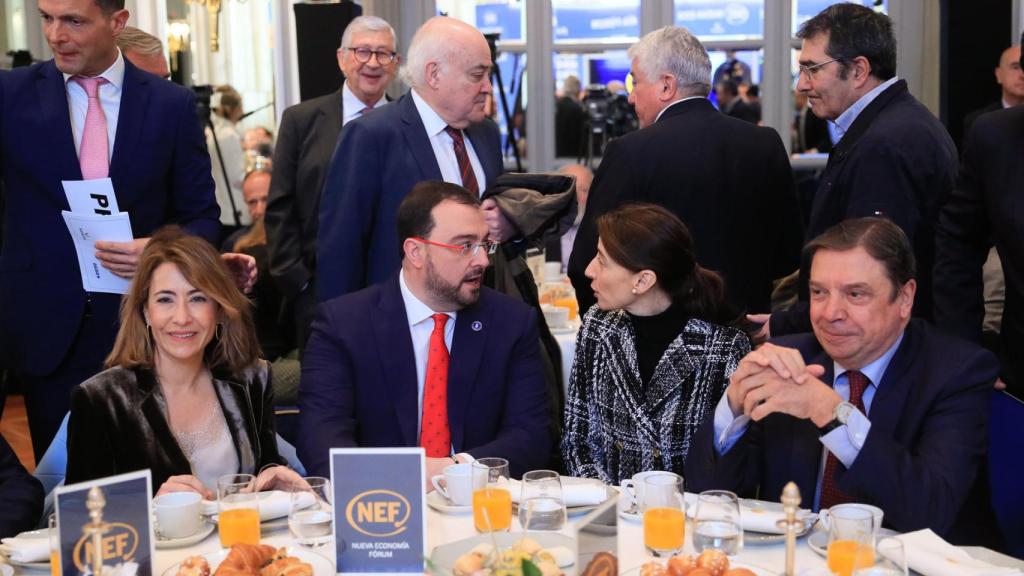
[345,490,411,537]
[72,523,140,571]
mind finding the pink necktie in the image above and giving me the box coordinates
[74,76,109,179]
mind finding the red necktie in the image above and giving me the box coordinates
[420,313,451,458]
[819,370,869,510]
[74,76,109,179]
[444,126,479,195]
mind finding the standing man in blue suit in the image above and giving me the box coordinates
[687,218,1000,544]
[0,0,219,458]
[317,16,511,302]
[300,181,551,483]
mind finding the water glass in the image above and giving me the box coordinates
[854,538,907,576]
[693,490,743,556]
[518,470,566,531]
[288,477,333,547]
[48,513,60,576]
[217,473,260,547]
[471,458,512,533]
[641,472,685,557]
[826,505,876,576]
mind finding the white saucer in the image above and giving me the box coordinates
[155,520,216,549]
[426,491,472,514]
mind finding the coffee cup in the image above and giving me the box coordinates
[542,305,570,330]
[819,503,884,533]
[543,262,563,281]
[431,463,474,506]
[620,470,674,511]
[153,492,202,539]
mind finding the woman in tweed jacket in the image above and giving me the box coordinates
[562,204,751,484]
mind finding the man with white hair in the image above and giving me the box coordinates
[266,15,400,350]
[568,26,801,319]
[316,16,508,301]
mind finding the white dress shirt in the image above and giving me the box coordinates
[341,83,387,127]
[410,89,487,194]
[64,49,124,160]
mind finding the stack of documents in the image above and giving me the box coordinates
[62,178,133,294]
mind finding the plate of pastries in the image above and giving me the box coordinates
[629,549,775,576]
[167,543,333,576]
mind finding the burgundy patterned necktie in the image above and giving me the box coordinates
[819,370,869,509]
[443,126,479,195]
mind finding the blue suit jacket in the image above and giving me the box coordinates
[686,320,999,542]
[0,59,219,376]
[316,92,502,302]
[298,274,552,478]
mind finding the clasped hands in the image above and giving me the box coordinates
[725,343,841,428]
[155,465,307,500]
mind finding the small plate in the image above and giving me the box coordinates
[161,545,334,576]
[426,491,472,514]
[513,485,618,519]
[807,527,900,558]
[430,532,576,574]
[155,520,216,549]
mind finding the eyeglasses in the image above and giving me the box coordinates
[412,237,499,257]
[342,47,397,65]
[798,57,844,80]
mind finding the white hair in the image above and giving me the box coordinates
[399,19,465,88]
[339,15,397,51]
[627,26,711,97]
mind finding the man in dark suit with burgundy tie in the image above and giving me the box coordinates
[687,218,1000,544]
[317,16,510,303]
[0,0,218,458]
[299,181,551,484]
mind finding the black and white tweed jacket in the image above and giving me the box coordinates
[561,307,750,484]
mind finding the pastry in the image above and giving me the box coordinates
[579,552,617,576]
[695,550,729,576]
[214,543,275,576]
[176,556,211,576]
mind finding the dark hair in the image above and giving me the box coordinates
[107,226,261,374]
[746,84,759,98]
[396,181,481,258]
[596,203,731,324]
[96,0,124,14]
[716,79,739,97]
[803,217,915,300]
[796,3,896,81]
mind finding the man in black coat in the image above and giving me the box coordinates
[764,4,957,337]
[265,15,398,352]
[934,38,1024,398]
[568,26,801,317]
[962,45,1024,142]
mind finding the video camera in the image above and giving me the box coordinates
[192,84,215,124]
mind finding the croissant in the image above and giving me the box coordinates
[579,552,618,576]
[215,544,276,576]
[260,556,312,576]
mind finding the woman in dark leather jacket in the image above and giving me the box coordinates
[66,227,302,497]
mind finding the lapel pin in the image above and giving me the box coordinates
[471,321,483,332]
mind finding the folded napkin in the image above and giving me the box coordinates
[202,490,315,521]
[683,493,813,535]
[896,529,1023,576]
[507,477,607,507]
[0,532,50,563]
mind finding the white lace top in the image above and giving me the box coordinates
[172,404,239,491]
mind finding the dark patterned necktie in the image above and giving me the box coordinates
[444,126,479,195]
[819,370,869,509]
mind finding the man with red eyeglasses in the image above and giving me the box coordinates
[298,181,551,487]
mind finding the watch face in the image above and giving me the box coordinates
[836,402,855,424]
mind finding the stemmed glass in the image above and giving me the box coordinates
[692,490,743,556]
[288,477,333,548]
[854,538,908,576]
[518,470,565,531]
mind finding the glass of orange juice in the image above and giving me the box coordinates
[217,474,260,547]
[471,458,512,533]
[48,513,60,576]
[641,472,685,557]
[826,505,876,576]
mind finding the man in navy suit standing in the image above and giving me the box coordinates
[688,218,999,543]
[0,0,218,457]
[317,16,511,302]
[299,181,551,484]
